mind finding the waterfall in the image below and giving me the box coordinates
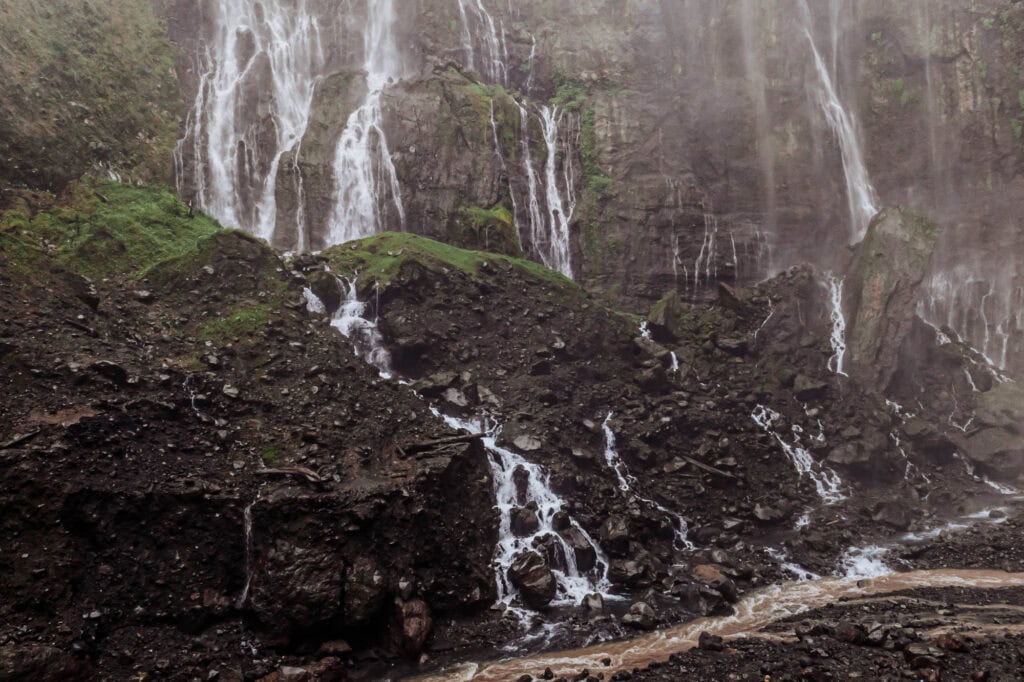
[330,277,394,378]
[436,411,613,608]
[801,2,878,242]
[455,0,508,84]
[693,212,719,291]
[826,274,848,376]
[602,415,695,550]
[326,0,406,245]
[175,0,324,242]
[513,103,576,278]
[751,405,846,505]
[305,277,609,609]
[540,106,576,278]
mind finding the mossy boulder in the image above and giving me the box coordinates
[845,207,940,390]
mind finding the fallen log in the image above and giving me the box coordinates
[404,433,484,456]
[255,466,323,484]
[680,455,735,479]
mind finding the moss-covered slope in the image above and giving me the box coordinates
[0,0,182,189]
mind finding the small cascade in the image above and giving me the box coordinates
[602,415,695,551]
[329,277,393,378]
[800,1,878,242]
[693,213,719,291]
[751,405,846,505]
[825,274,849,376]
[638,321,653,341]
[435,411,613,609]
[840,545,891,579]
[539,106,576,278]
[327,0,406,244]
[669,352,680,374]
[764,547,820,582]
[303,276,610,610]
[455,0,508,84]
[237,489,263,608]
[175,0,324,242]
[517,103,547,265]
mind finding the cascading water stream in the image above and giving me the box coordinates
[415,569,1024,681]
[602,415,695,550]
[435,411,613,610]
[540,105,576,278]
[800,1,878,242]
[825,274,849,376]
[175,0,324,242]
[455,0,508,84]
[304,276,611,610]
[327,0,406,244]
[751,405,846,504]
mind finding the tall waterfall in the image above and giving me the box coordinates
[455,0,508,84]
[326,0,406,244]
[801,1,878,242]
[175,0,324,242]
[513,103,577,279]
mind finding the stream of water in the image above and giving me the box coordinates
[415,569,1024,681]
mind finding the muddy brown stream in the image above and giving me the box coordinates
[411,569,1024,681]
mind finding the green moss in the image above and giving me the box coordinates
[323,232,575,291]
[199,305,272,345]
[0,180,221,281]
[260,445,282,465]
[870,31,883,44]
[450,204,522,256]
[982,16,996,29]
[1014,119,1024,140]
[551,79,589,111]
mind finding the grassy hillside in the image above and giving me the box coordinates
[0,0,182,190]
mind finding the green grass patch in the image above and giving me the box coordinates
[199,305,272,345]
[260,445,283,465]
[0,180,221,281]
[323,232,576,291]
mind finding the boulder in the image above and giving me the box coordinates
[507,551,556,609]
[250,540,345,634]
[392,598,432,657]
[956,428,1024,480]
[845,208,940,389]
[510,507,541,537]
[793,374,828,401]
[559,526,597,572]
[622,601,656,630]
[600,516,631,557]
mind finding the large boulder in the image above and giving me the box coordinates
[507,551,556,609]
[845,208,940,390]
[954,382,1024,479]
[250,539,345,634]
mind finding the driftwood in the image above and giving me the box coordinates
[1,429,40,450]
[255,466,323,483]
[680,455,735,479]
[63,318,96,336]
[403,433,484,456]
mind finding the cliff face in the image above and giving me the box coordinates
[2,0,1023,371]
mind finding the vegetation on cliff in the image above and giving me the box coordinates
[0,0,182,189]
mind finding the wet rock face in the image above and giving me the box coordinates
[954,382,1024,480]
[845,208,940,390]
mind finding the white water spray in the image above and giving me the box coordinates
[826,274,849,376]
[752,405,846,504]
[540,106,576,278]
[175,0,324,243]
[327,0,406,244]
[801,3,878,242]
[602,415,695,550]
[436,411,613,609]
[455,0,508,84]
